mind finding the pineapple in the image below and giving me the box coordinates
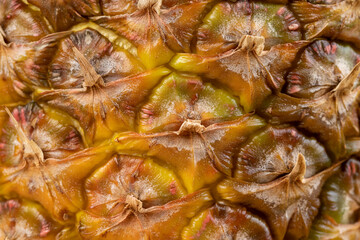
[0,0,360,239]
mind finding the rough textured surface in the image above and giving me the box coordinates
[0,0,359,239]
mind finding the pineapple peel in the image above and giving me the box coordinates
[181,204,272,240]
[36,67,170,143]
[0,0,360,239]
[70,44,105,88]
[84,155,187,216]
[292,0,360,48]
[93,0,211,69]
[5,107,44,164]
[172,41,307,112]
[0,199,63,239]
[0,142,114,223]
[77,189,213,239]
[116,114,266,192]
[265,42,360,158]
[138,73,244,133]
[48,28,145,89]
[218,157,345,239]
[309,159,360,239]
[235,126,331,183]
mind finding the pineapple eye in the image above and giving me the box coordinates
[292,0,360,48]
[26,0,101,31]
[182,204,272,240]
[309,159,360,239]
[138,72,244,133]
[264,41,360,158]
[235,126,331,183]
[0,199,63,239]
[285,41,360,99]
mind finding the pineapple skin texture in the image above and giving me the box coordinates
[0,0,360,239]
